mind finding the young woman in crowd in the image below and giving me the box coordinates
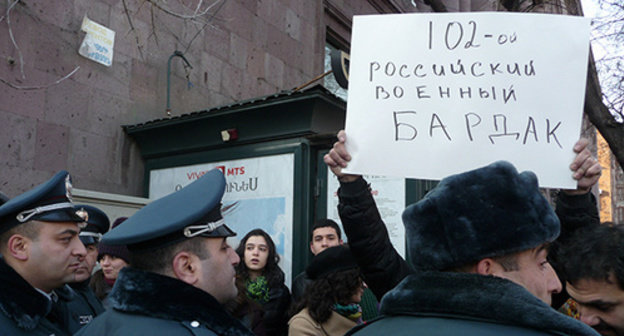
[288,245,366,336]
[89,217,130,308]
[228,228,291,336]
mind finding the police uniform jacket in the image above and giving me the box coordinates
[61,280,104,333]
[0,257,70,336]
[75,267,254,336]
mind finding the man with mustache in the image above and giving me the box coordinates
[0,171,87,335]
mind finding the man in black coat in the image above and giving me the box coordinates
[324,131,601,336]
[0,171,87,335]
[76,169,254,336]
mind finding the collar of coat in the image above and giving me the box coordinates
[0,257,53,330]
[110,267,254,336]
[380,272,599,336]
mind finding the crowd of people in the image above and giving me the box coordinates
[0,131,621,336]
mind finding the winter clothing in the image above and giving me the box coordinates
[337,176,411,300]
[97,242,131,264]
[402,161,560,271]
[336,171,600,335]
[89,269,114,309]
[230,274,291,336]
[291,271,311,302]
[75,204,110,246]
[75,267,254,336]
[0,257,69,335]
[306,245,358,280]
[288,308,357,336]
[0,170,83,234]
[102,169,235,252]
[291,271,379,322]
[346,272,599,336]
[64,280,105,332]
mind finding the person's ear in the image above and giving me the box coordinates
[172,251,199,285]
[476,258,497,276]
[339,239,344,245]
[7,234,30,261]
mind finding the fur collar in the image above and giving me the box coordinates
[381,272,598,336]
[0,257,52,330]
[110,267,254,336]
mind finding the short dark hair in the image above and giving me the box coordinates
[310,219,342,241]
[446,254,519,273]
[130,237,210,274]
[0,221,41,251]
[559,224,624,289]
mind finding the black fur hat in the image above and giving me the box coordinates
[306,245,358,280]
[403,161,560,271]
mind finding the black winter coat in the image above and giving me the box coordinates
[75,267,254,336]
[347,272,599,336]
[0,257,69,335]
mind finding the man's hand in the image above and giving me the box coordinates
[564,138,602,195]
[323,130,360,183]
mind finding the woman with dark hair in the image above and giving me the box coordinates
[89,217,130,309]
[289,245,366,336]
[228,228,291,336]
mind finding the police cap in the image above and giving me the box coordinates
[0,171,84,234]
[102,169,236,251]
[75,204,110,245]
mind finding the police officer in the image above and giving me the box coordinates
[0,171,87,335]
[61,204,109,332]
[76,169,254,335]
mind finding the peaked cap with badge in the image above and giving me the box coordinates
[403,160,560,271]
[102,168,236,251]
[75,204,110,245]
[0,170,84,234]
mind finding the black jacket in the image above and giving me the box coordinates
[62,280,104,333]
[337,177,412,300]
[347,272,599,336]
[75,267,254,336]
[0,257,69,335]
[290,271,310,303]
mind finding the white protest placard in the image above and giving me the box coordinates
[344,13,590,188]
[78,16,115,67]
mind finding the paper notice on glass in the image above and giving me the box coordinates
[78,16,115,67]
[326,169,406,258]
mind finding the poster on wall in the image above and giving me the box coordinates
[149,154,295,286]
[326,170,406,258]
